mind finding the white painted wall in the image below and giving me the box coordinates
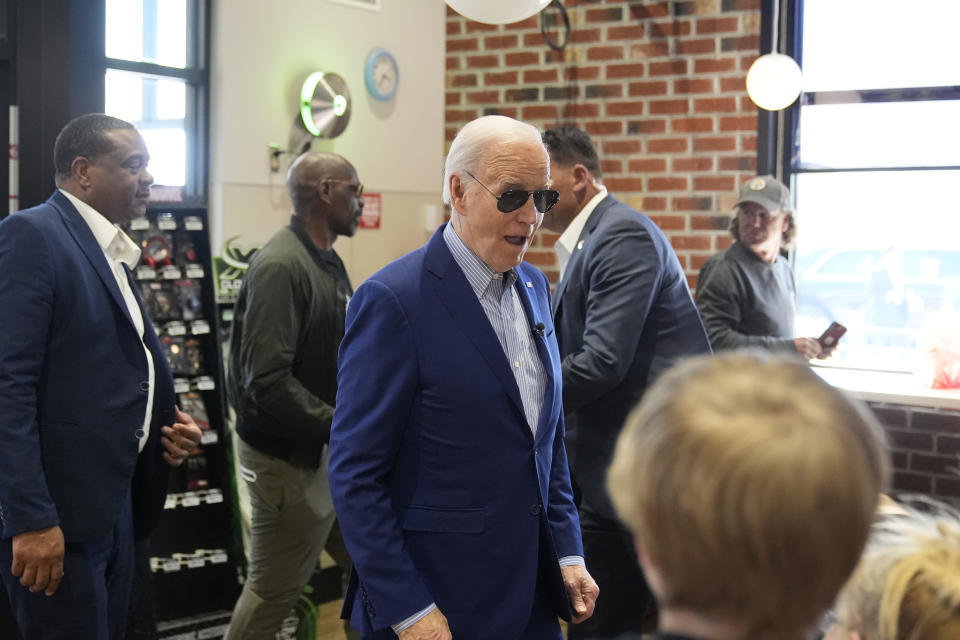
[209,0,446,284]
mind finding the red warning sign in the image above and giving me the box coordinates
[359,193,381,229]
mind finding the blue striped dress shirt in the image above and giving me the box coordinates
[441,223,546,433]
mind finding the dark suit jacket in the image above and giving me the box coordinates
[553,195,711,519]
[328,225,582,639]
[0,191,174,543]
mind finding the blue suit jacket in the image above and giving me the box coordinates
[328,225,582,639]
[553,195,711,520]
[0,191,175,543]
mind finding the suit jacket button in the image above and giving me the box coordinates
[529,504,541,516]
[139,380,150,392]
[135,429,146,439]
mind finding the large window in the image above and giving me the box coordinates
[105,0,207,197]
[791,0,960,372]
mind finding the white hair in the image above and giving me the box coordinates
[442,115,546,206]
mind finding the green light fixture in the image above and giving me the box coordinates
[299,71,351,138]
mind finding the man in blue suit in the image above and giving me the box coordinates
[329,115,598,640]
[0,114,202,639]
[542,125,711,639]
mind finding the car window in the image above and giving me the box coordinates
[933,252,960,278]
[814,251,875,277]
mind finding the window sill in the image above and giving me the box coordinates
[813,365,960,411]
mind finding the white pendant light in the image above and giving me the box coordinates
[746,53,802,110]
[445,0,552,25]
[746,0,802,111]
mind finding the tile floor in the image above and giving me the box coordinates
[315,600,350,639]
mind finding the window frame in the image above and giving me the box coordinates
[759,0,960,372]
[104,0,209,199]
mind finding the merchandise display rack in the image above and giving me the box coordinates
[126,201,244,640]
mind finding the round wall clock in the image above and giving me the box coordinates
[365,48,399,101]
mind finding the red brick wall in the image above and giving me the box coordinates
[444,2,960,505]
[444,0,762,287]
[871,403,960,502]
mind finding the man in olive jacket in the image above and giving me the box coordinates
[224,151,364,640]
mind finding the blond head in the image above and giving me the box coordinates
[607,352,889,637]
[834,504,960,640]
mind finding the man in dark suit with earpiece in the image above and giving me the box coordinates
[543,125,711,639]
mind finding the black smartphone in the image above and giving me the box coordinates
[817,321,847,349]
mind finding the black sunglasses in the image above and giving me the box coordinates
[464,170,559,214]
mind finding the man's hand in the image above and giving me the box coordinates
[398,607,451,640]
[161,406,202,467]
[793,337,823,360]
[11,525,65,596]
[561,564,599,624]
[818,343,837,360]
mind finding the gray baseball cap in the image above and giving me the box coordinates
[735,175,790,212]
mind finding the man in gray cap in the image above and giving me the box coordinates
[695,175,827,359]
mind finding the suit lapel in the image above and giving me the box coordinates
[550,269,568,316]
[127,263,172,386]
[425,227,526,420]
[51,192,137,329]
[514,275,556,444]
[551,195,616,315]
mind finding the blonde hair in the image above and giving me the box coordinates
[835,505,960,640]
[607,352,889,637]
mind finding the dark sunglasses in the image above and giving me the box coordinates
[464,170,559,214]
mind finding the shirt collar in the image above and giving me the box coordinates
[442,222,517,299]
[288,214,350,281]
[553,187,607,283]
[59,188,142,267]
[289,214,328,262]
[555,186,608,259]
[732,239,781,266]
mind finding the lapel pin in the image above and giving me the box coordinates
[577,240,585,250]
[525,281,533,288]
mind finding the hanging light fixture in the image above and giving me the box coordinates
[445,0,552,25]
[746,0,802,111]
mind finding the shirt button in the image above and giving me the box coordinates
[139,381,150,392]
[529,504,541,516]
[135,429,146,439]
[514,361,520,368]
